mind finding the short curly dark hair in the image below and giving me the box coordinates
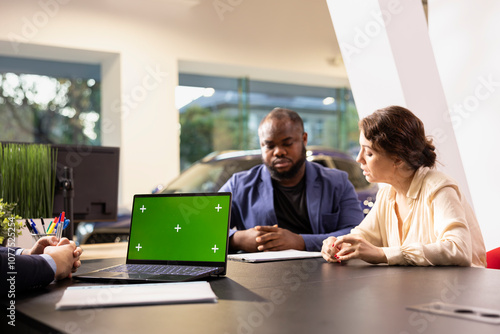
[259,107,304,133]
[359,105,436,170]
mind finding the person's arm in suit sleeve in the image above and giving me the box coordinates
[1,237,82,295]
[1,248,55,295]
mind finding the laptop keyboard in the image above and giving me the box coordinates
[102,264,217,276]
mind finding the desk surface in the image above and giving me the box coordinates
[4,244,500,334]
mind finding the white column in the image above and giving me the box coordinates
[326,0,472,206]
[428,0,500,251]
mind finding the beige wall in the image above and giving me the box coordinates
[0,0,348,210]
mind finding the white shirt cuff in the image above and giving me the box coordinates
[382,246,406,265]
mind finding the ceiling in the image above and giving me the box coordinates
[91,0,428,77]
[80,0,346,76]
[8,0,428,84]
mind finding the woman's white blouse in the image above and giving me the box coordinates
[351,167,487,267]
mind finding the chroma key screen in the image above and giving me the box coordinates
[127,193,231,262]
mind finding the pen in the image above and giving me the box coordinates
[55,212,63,237]
[57,219,66,239]
[52,217,59,234]
[30,219,39,234]
[40,217,47,233]
[54,221,61,239]
[55,213,62,232]
[46,221,53,233]
[48,216,59,234]
[25,219,33,233]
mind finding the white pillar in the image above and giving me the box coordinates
[326,0,472,206]
[428,0,500,251]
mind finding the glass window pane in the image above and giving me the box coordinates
[177,73,360,168]
[332,158,371,189]
[0,56,101,145]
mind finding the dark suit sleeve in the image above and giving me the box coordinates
[1,247,55,296]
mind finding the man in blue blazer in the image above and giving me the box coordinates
[220,108,364,252]
[1,236,82,295]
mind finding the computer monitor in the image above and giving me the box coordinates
[52,144,120,224]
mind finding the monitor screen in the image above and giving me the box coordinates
[52,144,119,222]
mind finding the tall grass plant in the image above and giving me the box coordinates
[0,143,57,218]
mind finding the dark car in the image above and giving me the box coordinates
[76,146,377,244]
[158,146,377,213]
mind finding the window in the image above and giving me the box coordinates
[176,73,360,169]
[0,56,101,145]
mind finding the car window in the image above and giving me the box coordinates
[311,159,329,168]
[162,162,225,193]
[163,158,262,193]
[331,158,371,189]
[163,154,372,194]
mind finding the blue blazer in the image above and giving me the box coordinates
[1,247,54,295]
[219,161,364,251]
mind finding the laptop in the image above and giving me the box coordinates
[74,192,232,283]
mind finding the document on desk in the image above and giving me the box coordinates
[55,281,217,310]
[228,250,322,263]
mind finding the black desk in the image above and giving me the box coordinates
[4,256,500,333]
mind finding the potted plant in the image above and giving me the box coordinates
[0,143,57,232]
[0,199,22,245]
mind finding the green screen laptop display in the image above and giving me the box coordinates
[127,193,231,263]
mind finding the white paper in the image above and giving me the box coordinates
[55,281,217,310]
[228,250,322,262]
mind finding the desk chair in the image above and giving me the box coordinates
[486,247,500,269]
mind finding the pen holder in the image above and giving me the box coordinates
[26,217,69,242]
[31,232,58,241]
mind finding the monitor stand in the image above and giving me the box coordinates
[60,166,75,241]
